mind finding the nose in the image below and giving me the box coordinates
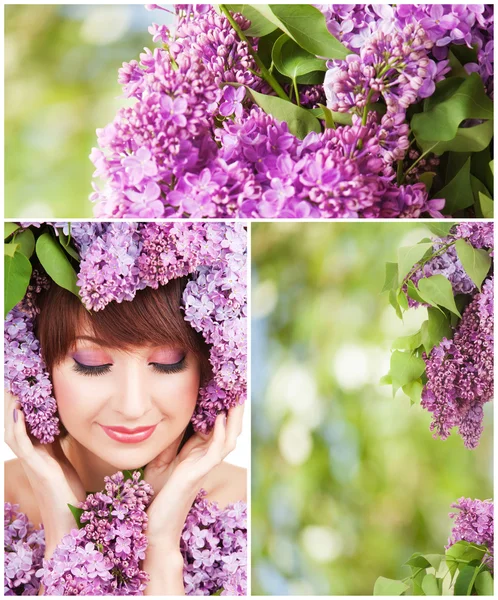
[109,359,152,422]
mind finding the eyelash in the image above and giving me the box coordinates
[72,357,187,377]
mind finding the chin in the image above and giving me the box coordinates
[97,445,161,471]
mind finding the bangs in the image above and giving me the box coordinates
[35,279,211,378]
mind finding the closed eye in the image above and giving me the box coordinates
[72,359,112,377]
[149,356,186,374]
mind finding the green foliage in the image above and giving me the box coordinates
[242,86,321,138]
[390,351,426,397]
[397,243,433,284]
[272,34,327,81]
[224,5,278,36]
[5,223,20,239]
[412,74,493,143]
[36,233,80,297]
[475,571,494,596]
[437,157,473,214]
[267,4,351,59]
[373,577,409,596]
[420,308,453,355]
[417,275,461,317]
[4,251,32,317]
[67,503,85,529]
[12,229,36,259]
[455,239,492,290]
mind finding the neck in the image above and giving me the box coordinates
[61,436,180,493]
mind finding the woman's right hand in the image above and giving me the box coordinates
[4,391,87,558]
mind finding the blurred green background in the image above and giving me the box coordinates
[251,222,493,596]
[5,4,174,218]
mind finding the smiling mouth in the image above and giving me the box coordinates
[100,424,157,443]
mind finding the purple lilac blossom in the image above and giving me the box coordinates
[4,503,45,596]
[5,490,247,596]
[4,222,247,438]
[38,471,154,595]
[447,497,494,567]
[89,5,446,219]
[421,276,494,449]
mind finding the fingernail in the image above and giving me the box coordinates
[13,409,18,423]
[223,413,227,425]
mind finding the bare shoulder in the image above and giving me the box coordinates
[203,462,247,508]
[4,458,42,527]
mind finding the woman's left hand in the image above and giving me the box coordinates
[143,403,244,553]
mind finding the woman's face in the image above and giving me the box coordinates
[51,331,201,470]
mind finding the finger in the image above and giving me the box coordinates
[223,403,244,458]
[9,400,35,460]
[4,391,19,449]
[204,412,226,465]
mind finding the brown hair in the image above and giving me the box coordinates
[35,278,211,379]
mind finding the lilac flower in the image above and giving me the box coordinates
[161,95,188,127]
[123,147,158,186]
[219,86,246,119]
[421,276,494,449]
[447,498,494,565]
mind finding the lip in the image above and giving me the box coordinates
[100,424,157,444]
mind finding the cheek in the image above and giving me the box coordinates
[154,368,201,421]
[52,365,109,427]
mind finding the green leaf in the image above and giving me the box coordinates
[373,577,410,596]
[478,192,494,218]
[448,50,470,79]
[212,588,223,596]
[5,223,20,239]
[398,243,433,284]
[36,233,80,298]
[5,242,19,258]
[412,568,427,596]
[67,503,85,528]
[392,331,422,351]
[418,120,494,156]
[268,4,352,59]
[475,570,494,596]
[412,74,493,143]
[446,541,488,577]
[390,351,426,397]
[272,34,327,80]
[422,574,441,595]
[13,229,35,259]
[225,4,278,36]
[397,290,408,311]
[455,239,491,290]
[424,554,443,571]
[471,147,494,194]
[256,28,283,67]
[406,280,425,304]
[446,152,471,184]
[490,160,494,175]
[417,275,461,317]
[317,103,336,129]
[402,379,423,406]
[419,171,435,193]
[382,262,399,292]
[454,565,479,595]
[438,157,473,214]
[380,374,392,386]
[242,86,321,139]
[58,231,81,262]
[421,308,453,355]
[426,223,455,237]
[308,107,353,125]
[5,252,32,317]
[389,289,402,320]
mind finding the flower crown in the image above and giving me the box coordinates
[4,222,247,443]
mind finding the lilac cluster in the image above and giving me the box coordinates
[4,489,247,596]
[324,23,443,116]
[181,492,247,596]
[322,4,494,93]
[4,222,247,439]
[77,222,247,432]
[4,304,59,444]
[454,222,495,254]
[38,471,154,595]
[447,497,494,564]
[4,503,45,596]
[89,5,446,219]
[90,6,262,218]
[421,276,494,449]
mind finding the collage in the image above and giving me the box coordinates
[3,3,494,598]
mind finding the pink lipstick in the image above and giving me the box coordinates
[100,424,157,444]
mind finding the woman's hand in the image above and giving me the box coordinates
[4,392,87,558]
[142,404,244,575]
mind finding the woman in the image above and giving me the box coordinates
[4,222,247,595]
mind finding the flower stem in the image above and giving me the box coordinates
[219,5,290,102]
